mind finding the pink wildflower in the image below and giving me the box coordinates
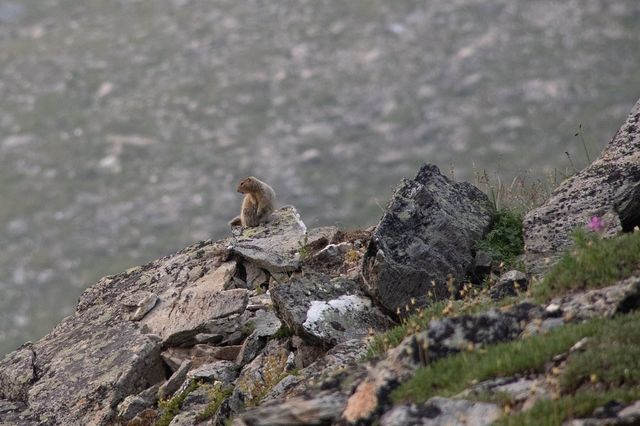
[586,216,604,233]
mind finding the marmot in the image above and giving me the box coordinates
[228,176,276,227]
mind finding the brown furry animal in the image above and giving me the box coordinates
[228,176,276,227]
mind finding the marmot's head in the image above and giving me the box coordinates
[237,176,258,193]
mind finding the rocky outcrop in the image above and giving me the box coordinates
[3,162,639,426]
[362,164,493,314]
[0,206,342,425]
[270,273,394,346]
[524,98,640,276]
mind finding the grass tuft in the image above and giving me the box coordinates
[392,312,640,408]
[533,229,640,301]
[496,389,640,426]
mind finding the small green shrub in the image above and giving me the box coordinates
[533,229,640,301]
[476,209,524,269]
[157,380,200,426]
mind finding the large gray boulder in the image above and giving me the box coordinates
[270,273,394,346]
[362,164,493,314]
[524,98,640,276]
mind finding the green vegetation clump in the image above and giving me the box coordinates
[534,230,640,301]
[497,389,640,426]
[157,380,200,426]
[272,325,294,340]
[498,311,640,425]
[195,383,234,422]
[476,208,524,269]
[392,312,640,425]
[392,313,640,402]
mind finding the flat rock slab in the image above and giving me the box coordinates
[230,206,338,273]
[187,360,238,385]
[251,309,282,338]
[550,275,640,320]
[362,163,492,314]
[524,98,640,276]
[271,273,394,346]
[141,284,248,346]
[236,394,347,426]
[380,398,501,426]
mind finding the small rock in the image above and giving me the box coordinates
[142,286,249,347]
[244,262,270,290]
[490,270,528,300]
[236,331,266,366]
[213,388,245,425]
[167,386,210,426]
[546,303,561,315]
[117,384,160,421]
[592,400,625,418]
[251,309,282,338]
[187,360,238,385]
[158,360,192,399]
[472,250,493,281]
[380,397,501,426]
[214,345,243,361]
[238,394,346,425]
[271,272,393,346]
[618,400,640,420]
[127,293,158,321]
[231,207,338,273]
[312,242,353,264]
[194,333,224,345]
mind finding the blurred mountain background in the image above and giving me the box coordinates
[1,0,639,355]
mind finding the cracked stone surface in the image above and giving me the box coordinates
[271,272,393,346]
[524,98,640,276]
[362,163,493,314]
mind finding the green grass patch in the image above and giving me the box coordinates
[392,312,640,405]
[476,208,524,269]
[533,230,640,301]
[496,389,640,426]
[195,383,234,422]
[559,312,640,393]
[157,380,200,426]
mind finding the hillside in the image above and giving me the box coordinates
[0,98,639,425]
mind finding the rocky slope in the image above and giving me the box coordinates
[1,99,640,425]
